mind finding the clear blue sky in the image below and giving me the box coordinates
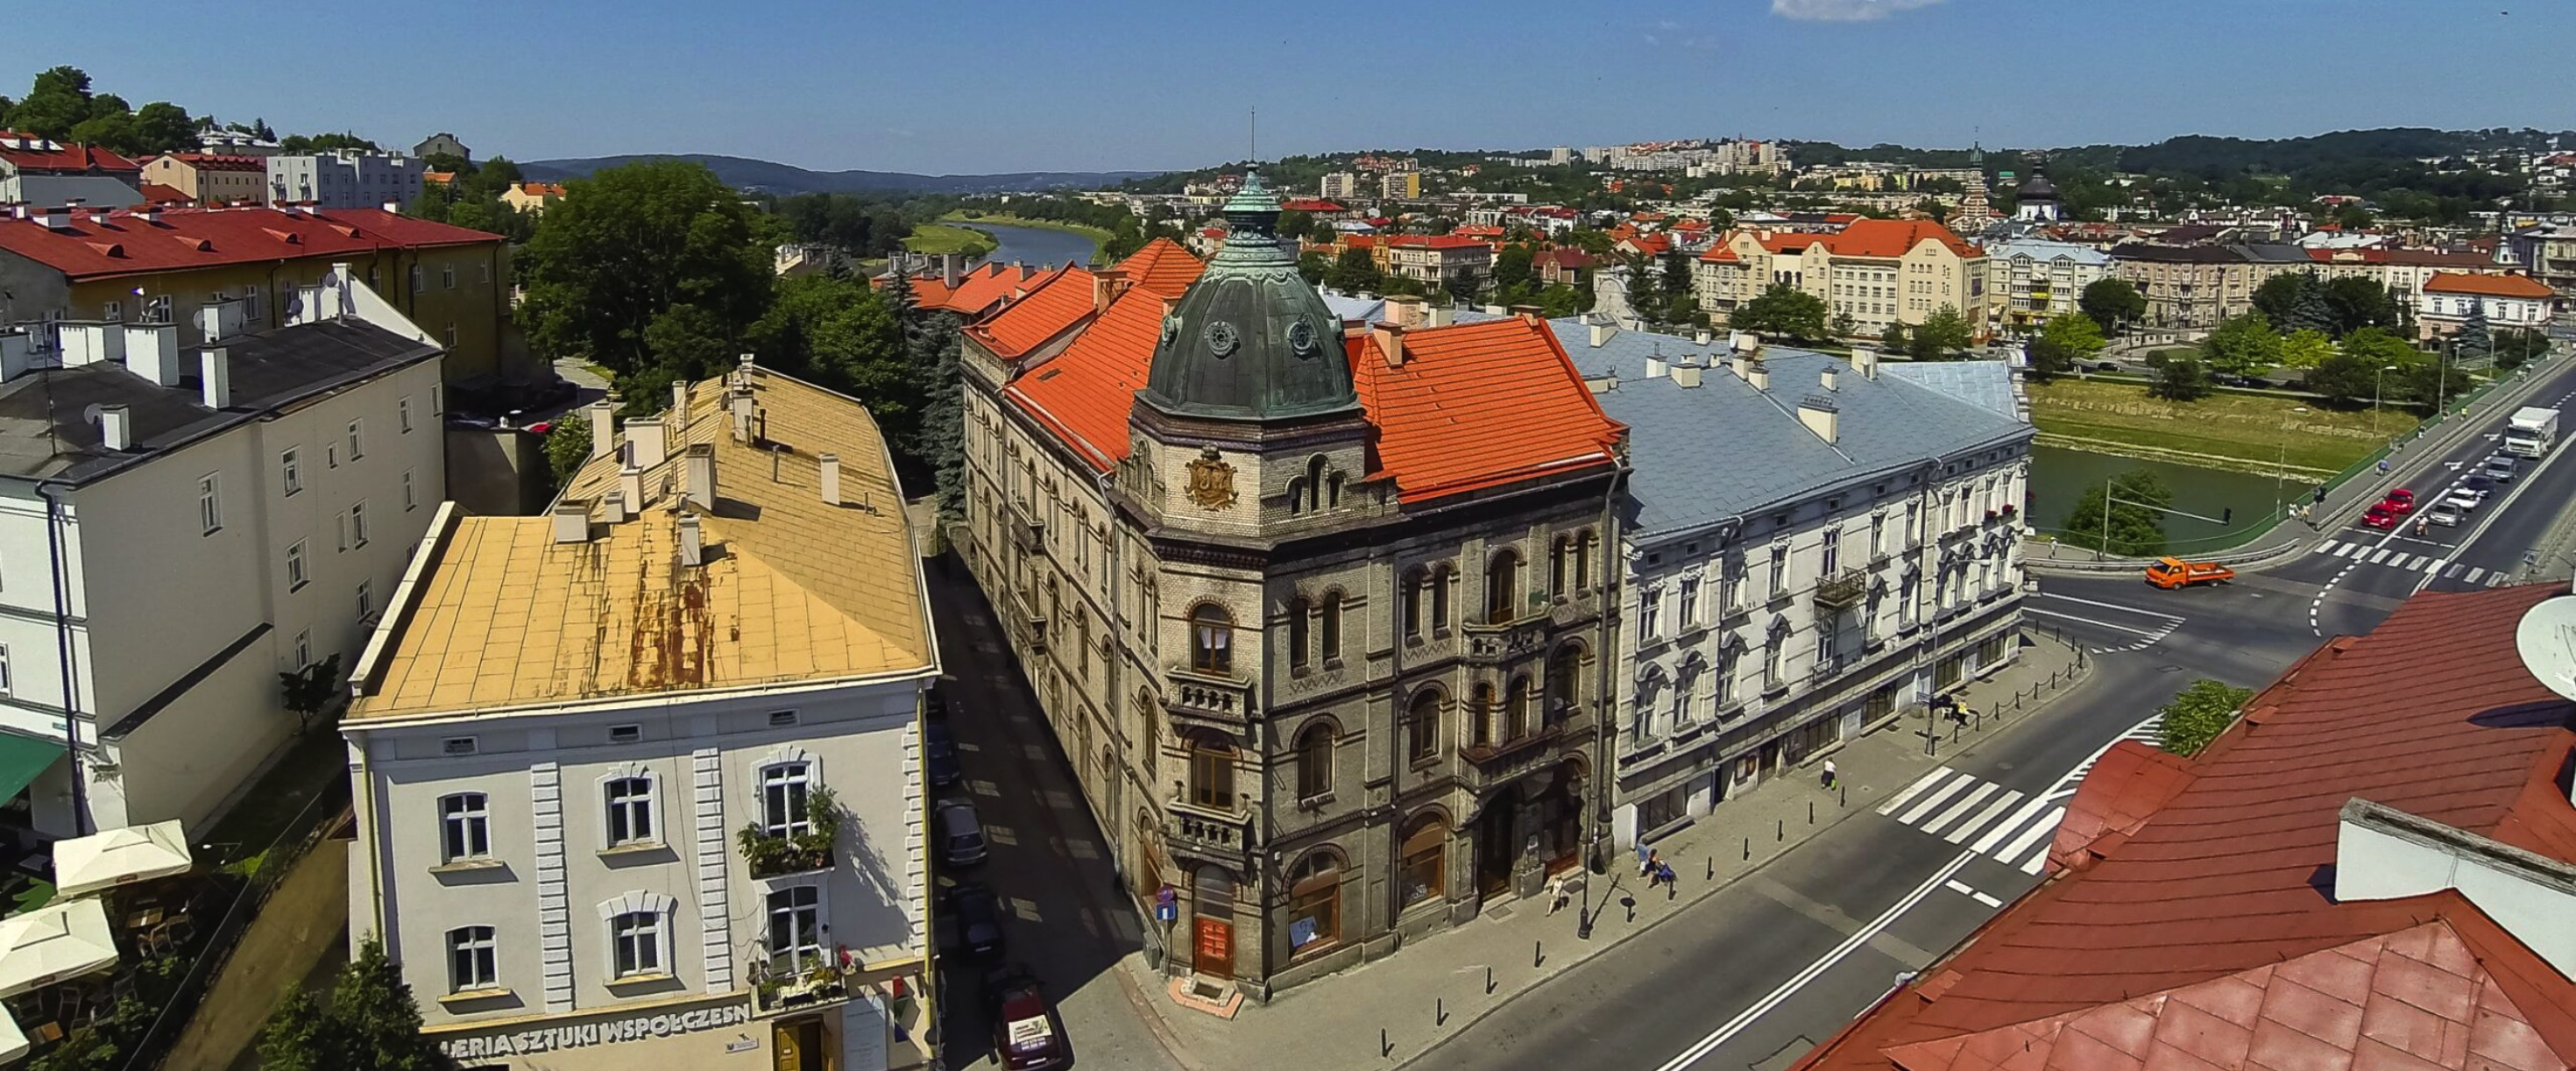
[24,0,2571,174]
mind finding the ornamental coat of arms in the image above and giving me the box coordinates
[1186,448,1237,509]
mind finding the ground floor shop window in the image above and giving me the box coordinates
[1975,635,2007,670]
[1936,654,1965,691]
[1784,711,1843,763]
[1287,852,1341,954]
[1866,684,1898,727]
[1636,783,1690,837]
[1400,816,1446,907]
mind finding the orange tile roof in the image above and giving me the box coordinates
[1793,583,2576,1071]
[1348,317,1624,501]
[1824,218,1981,259]
[137,182,190,205]
[0,205,503,281]
[968,263,1096,359]
[1005,285,1167,472]
[1387,234,1489,251]
[904,261,1056,317]
[1118,238,1201,297]
[2423,272,2553,299]
[422,171,456,185]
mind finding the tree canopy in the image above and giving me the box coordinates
[2078,278,2146,331]
[2060,468,2172,557]
[1909,305,1974,359]
[2150,354,2213,401]
[2156,679,2255,756]
[1732,283,1829,342]
[516,160,778,386]
[2027,313,2105,379]
[257,937,449,1071]
[2199,312,2282,378]
[0,66,200,156]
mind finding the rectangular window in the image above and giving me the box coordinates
[351,501,370,548]
[760,763,812,837]
[357,579,373,621]
[281,448,302,496]
[1822,528,1841,576]
[447,926,497,992]
[767,886,823,973]
[410,266,424,294]
[1678,578,1700,628]
[1769,545,1788,595]
[1871,514,1886,556]
[609,725,641,744]
[605,777,655,847]
[430,386,442,415]
[348,419,364,460]
[611,911,662,977]
[293,629,312,670]
[440,793,490,862]
[0,644,11,698]
[287,540,308,591]
[400,398,414,433]
[442,263,456,290]
[403,470,418,512]
[244,284,265,322]
[1639,587,1662,641]
[198,473,222,534]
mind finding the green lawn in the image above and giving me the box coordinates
[938,210,1116,246]
[2030,378,2418,473]
[902,223,1000,258]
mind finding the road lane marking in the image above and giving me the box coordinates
[1943,879,2004,908]
[1999,810,2063,873]
[2025,607,2169,638]
[1970,796,2059,854]
[1942,791,2028,845]
[1875,766,1955,815]
[1918,782,2003,836]
[2368,548,2392,564]
[2028,592,2183,621]
[1894,774,1977,825]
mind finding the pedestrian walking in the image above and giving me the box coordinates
[2379,458,2390,474]
[1642,848,1660,880]
[1657,861,1678,899]
[2415,517,2429,537]
[1821,759,1837,790]
[1547,875,1572,916]
[1635,840,1651,876]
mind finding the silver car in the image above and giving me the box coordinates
[2424,504,2466,527]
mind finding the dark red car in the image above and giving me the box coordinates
[2363,504,2398,529]
[2380,488,2414,514]
[985,967,1066,1070]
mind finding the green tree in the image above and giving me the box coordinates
[2282,286,2338,337]
[2494,327,2550,371]
[912,310,967,520]
[2333,202,2374,231]
[1623,253,1664,327]
[2320,276,2404,336]
[1491,245,1536,297]
[2250,273,2315,326]
[9,66,97,139]
[1536,282,1588,318]
[1909,305,1973,359]
[258,937,447,1071]
[2452,299,2492,365]
[2060,468,2172,557]
[2276,328,2334,370]
[750,274,909,419]
[2028,313,2105,380]
[2156,678,2256,756]
[1879,321,1908,352]
[517,160,776,385]
[1297,250,1329,285]
[279,131,379,153]
[2150,354,2213,401]
[1733,283,1829,341]
[1324,246,1381,293]
[545,412,593,491]
[1830,308,1858,339]
[131,101,195,152]
[2078,278,2146,333]
[2338,325,2419,371]
[1659,248,1693,306]
[2303,352,2378,406]
[2199,312,2282,378]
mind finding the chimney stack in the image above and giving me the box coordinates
[1798,394,1840,443]
[200,347,232,408]
[1746,361,1769,392]
[1510,304,1543,323]
[1821,366,1838,392]
[551,500,591,544]
[96,404,131,450]
[941,253,963,288]
[818,453,842,506]
[683,443,716,509]
[625,418,667,471]
[1672,365,1703,388]
[619,465,645,512]
[1092,268,1126,314]
[1426,304,1454,329]
[126,323,180,379]
[1645,357,1668,379]
[676,514,704,567]
[601,489,628,525]
[1853,348,1879,380]
[587,401,615,458]
[670,380,690,422]
[1371,322,1406,367]
[1384,295,1426,330]
[731,391,754,443]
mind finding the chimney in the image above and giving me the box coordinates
[619,465,645,512]
[1371,322,1406,367]
[1798,394,1840,443]
[818,453,842,506]
[1730,330,1758,354]
[1853,348,1880,380]
[670,380,690,422]
[58,323,121,367]
[85,208,110,226]
[1671,365,1703,388]
[96,404,131,450]
[1584,371,1619,394]
[676,513,704,567]
[1092,268,1125,314]
[196,294,245,342]
[132,205,160,224]
[381,199,400,213]
[941,252,963,288]
[1510,303,1543,323]
[1731,353,1752,380]
[588,401,614,458]
[1384,295,1426,330]
[730,391,754,443]
[551,500,591,544]
[1589,319,1619,348]
[31,206,67,230]
[601,490,628,525]
[200,347,232,408]
[124,323,180,385]
[1645,358,1668,379]
[1695,329,1713,345]
[1821,366,1838,392]
[1426,304,1454,329]
[682,443,716,509]
[624,418,666,471]
[1746,361,1770,392]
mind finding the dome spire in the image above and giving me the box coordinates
[1137,167,1360,423]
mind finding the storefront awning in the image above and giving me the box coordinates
[0,734,61,806]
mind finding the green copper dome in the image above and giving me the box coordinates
[1139,171,1360,422]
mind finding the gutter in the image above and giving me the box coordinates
[36,479,88,834]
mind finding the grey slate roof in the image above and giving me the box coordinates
[0,318,438,482]
[1881,360,2020,419]
[15,174,145,209]
[1546,320,2030,543]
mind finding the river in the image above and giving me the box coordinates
[959,223,1099,271]
[2027,443,2317,551]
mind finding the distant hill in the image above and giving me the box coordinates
[517,153,1158,195]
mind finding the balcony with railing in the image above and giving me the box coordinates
[1164,668,1255,726]
[1454,720,1568,789]
[749,946,853,1017]
[1164,796,1255,867]
[1813,570,1867,611]
[1460,609,1553,665]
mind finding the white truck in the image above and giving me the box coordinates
[2504,407,2558,458]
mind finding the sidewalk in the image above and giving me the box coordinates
[2028,343,2576,574]
[1131,628,2093,1071]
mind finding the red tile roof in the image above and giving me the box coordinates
[1280,198,1346,213]
[2045,741,2195,870]
[2308,248,2498,269]
[2423,273,2553,299]
[1348,317,1624,501]
[1794,583,2576,1071]
[968,264,1096,359]
[1001,244,1207,469]
[423,171,456,185]
[906,261,1052,317]
[1113,238,1201,299]
[0,205,503,281]
[1825,218,1981,259]
[0,132,139,174]
[137,182,190,205]
[512,181,567,198]
[1537,248,1596,269]
[1388,235,1490,251]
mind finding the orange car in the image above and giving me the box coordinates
[2145,557,2235,590]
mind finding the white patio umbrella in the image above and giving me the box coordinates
[0,898,117,998]
[52,820,192,898]
[0,1004,27,1063]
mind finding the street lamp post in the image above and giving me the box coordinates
[2276,406,2310,519]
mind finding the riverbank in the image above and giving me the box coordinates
[904,223,999,258]
[2028,378,2417,472]
[2032,431,2336,478]
[939,210,1116,248]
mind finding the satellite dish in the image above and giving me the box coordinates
[2513,595,2576,702]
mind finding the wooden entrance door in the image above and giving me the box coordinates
[1192,864,1235,979]
[772,1017,828,1071]
[1193,917,1235,979]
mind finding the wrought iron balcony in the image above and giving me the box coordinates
[1813,569,1867,611]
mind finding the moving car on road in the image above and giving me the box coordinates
[2425,503,2466,527]
[983,966,1069,1070]
[2443,486,2489,511]
[948,882,1006,957]
[2145,557,2236,589]
[2363,503,2400,529]
[2380,488,2415,514]
[2486,455,2520,482]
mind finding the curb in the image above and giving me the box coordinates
[1386,634,2098,1071]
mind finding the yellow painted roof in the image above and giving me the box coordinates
[353,368,932,720]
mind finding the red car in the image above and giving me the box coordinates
[2363,504,2398,529]
[985,967,1067,1070]
[2380,488,2414,514]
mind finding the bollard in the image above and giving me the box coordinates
[1809,800,1815,825]
[1744,837,1751,860]
[1707,857,1715,880]
[1437,997,1446,1026]
[1535,940,1543,968]
[1841,784,1848,807]
[1778,819,1785,842]
[1486,966,1495,994]
[1383,1028,1391,1058]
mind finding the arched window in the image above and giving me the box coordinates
[1306,456,1328,514]
[1470,683,1496,749]
[1506,676,1533,741]
[1406,690,1440,763]
[1399,815,1447,907]
[1485,549,1520,625]
[1288,850,1341,953]
[1432,564,1453,629]
[1550,536,1571,597]
[1285,477,1307,516]
[1717,641,1741,706]
[1546,644,1583,719]
[1191,605,1234,674]
[1326,471,1344,507]
[1402,568,1427,639]
[1672,659,1700,727]
[1078,610,1093,683]
[1188,733,1236,811]
[1320,592,1343,663]
[1296,723,1334,800]
[1136,688,1158,781]
[1575,529,1596,592]
[1286,597,1312,670]
[1764,621,1789,689]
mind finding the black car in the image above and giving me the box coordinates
[949,883,1005,957]
[925,720,961,789]
[2465,473,2497,493]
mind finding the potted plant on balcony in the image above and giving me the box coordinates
[737,786,844,878]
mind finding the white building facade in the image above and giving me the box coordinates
[1985,239,2111,335]
[265,149,426,209]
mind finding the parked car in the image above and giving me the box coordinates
[948,883,1005,957]
[2363,504,2399,529]
[937,798,989,868]
[2465,473,2498,493]
[983,967,1069,1070]
[2424,503,2466,528]
[2486,455,2520,482]
[925,720,961,789]
[2443,486,2488,511]
[2380,488,2415,514]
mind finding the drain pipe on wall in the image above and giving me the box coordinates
[37,479,90,836]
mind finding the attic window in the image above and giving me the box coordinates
[330,223,360,238]
[608,725,641,744]
[173,235,211,252]
[767,710,799,727]
[83,242,124,259]
[1037,368,1062,380]
[260,228,301,245]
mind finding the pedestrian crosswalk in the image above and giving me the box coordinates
[2058,715,2164,793]
[1874,767,2065,874]
[2308,540,2509,585]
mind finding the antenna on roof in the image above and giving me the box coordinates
[1249,108,1256,164]
[2514,595,2576,702]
